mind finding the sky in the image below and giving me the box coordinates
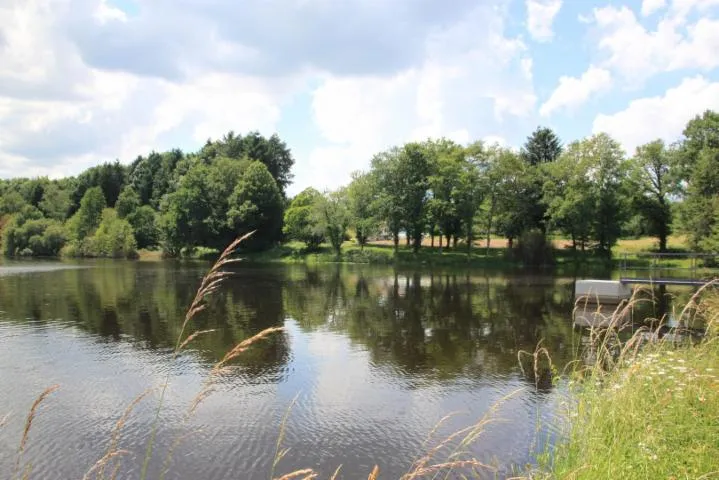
[0,0,718,196]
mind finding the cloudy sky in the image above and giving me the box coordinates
[1,0,718,195]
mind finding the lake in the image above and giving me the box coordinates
[0,260,690,479]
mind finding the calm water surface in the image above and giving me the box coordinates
[0,260,687,479]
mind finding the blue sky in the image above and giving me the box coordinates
[0,0,718,195]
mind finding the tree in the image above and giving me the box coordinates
[200,131,295,195]
[627,140,679,252]
[227,161,284,250]
[520,127,563,234]
[346,172,377,249]
[283,187,325,250]
[544,143,596,251]
[39,182,72,220]
[116,187,142,219]
[545,134,626,255]
[400,143,431,252]
[679,110,719,179]
[83,209,138,258]
[426,140,463,249]
[128,206,159,249]
[521,126,563,166]
[314,189,350,254]
[371,147,405,251]
[681,147,719,251]
[67,187,107,240]
[70,161,127,213]
[588,133,627,255]
[490,149,530,248]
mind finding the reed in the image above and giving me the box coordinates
[537,280,719,479]
[13,384,59,480]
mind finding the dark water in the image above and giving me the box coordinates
[0,260,690,479]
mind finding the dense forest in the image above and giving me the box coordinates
[0,111,717,261]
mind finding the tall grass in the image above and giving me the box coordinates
[535,281,719,479]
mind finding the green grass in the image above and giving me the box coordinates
[541,295,719,479]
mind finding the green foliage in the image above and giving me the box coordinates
[313,189,350,254]
[346,172,377,249]
[227,161,284,250]
[2,208,66,256]
[627,140,679,252]
[128,206,159,249]
[64,209,138,258]
[0,191,29,216]
[68,186,107,240]
[116,186,142,218]
[70,161,126,213]
[544,133,627,255]
[681,147,719,251]
[199,131,295,194]
[283,187,325,250]
[38,182,72,220]
[521,126,563,166]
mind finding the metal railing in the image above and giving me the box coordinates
[619,251,718,285]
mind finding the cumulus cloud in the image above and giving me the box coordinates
[526,0,563,42]
[0,0,537,190]
[589,2,719,85]
[592,75,719,155]
[540,65,612,116]
[304,3,537,190]
[641,0,667,16]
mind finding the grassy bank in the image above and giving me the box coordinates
[541,291,719,479]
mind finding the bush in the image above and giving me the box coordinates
[62,209,138,259]
[511,228,554,266]
[1,212,67,256]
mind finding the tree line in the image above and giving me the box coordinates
[0,131,292,258]
[285,110,719,259]
[0,110,717,260]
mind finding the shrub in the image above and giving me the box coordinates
[512,228,554,266]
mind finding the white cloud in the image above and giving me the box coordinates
[540,66,612,116]
[526,0,563,42]
[589,3,719,85]
[641,0,667,16]
[592,75,719,155]
[304,4,536,191]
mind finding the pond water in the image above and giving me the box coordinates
[0,260,693,479]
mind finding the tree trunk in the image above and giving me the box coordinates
[438,235,443,249]
[466,221,473,255]
[445,234,451,250]
[393,232,399,252]
[659,231,668,253]
[453,235,458,248]
[405,234,411,246]
[431,234,434,248]
[508,237,514,250]
[412,227,422,253]
[485,197,495,256]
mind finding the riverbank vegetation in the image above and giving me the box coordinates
[1,112,718,264]
[540,287,719,479]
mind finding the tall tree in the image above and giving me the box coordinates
[628,140,679,252]
[314,189,350,255]
[283,187,325,250]
[346,171,377,249]
[681,147,719,251]
[68,187,107,240]
[371,147,405,251]
[520,126,563,234]
[227,161,284,250]
[521,126,563,166]
[200,131,295,195]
